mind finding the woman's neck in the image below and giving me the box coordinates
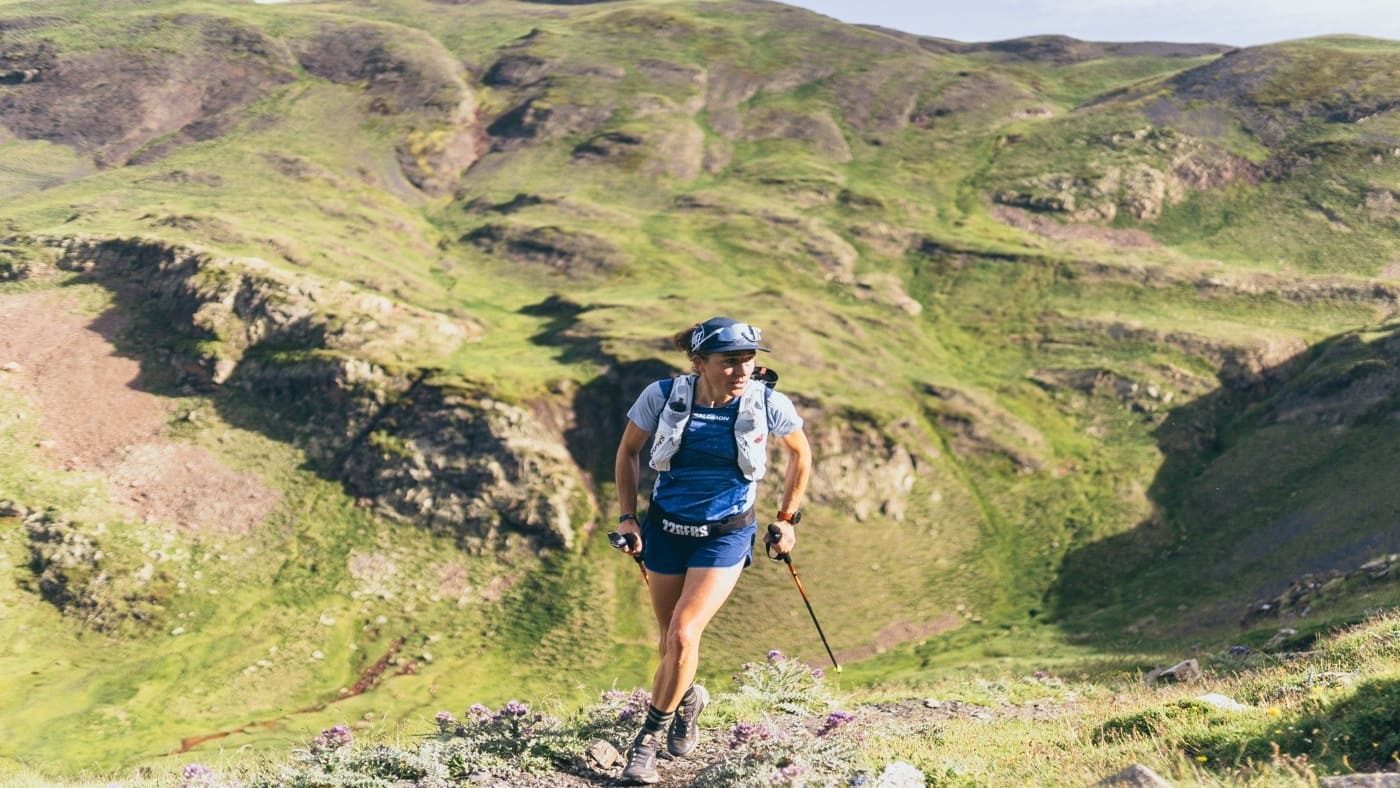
[693,376,735,408]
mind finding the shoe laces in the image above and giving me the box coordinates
[630,732,660,762]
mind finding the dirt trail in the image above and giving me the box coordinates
[0,289,277,533]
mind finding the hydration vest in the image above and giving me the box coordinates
[649,375,770,481]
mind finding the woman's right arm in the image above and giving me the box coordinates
[614,421,652,554]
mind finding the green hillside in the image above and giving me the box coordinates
[0,0,1396,781]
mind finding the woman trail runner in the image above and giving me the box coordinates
[613,316,812,785]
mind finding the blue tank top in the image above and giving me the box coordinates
[652,400,754,522]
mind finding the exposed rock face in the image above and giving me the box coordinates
[293,22,482,195]
[462,223,626,277]
[29,235,589,551]
[1240,554,1398,628]
[487,97,614,146]
[483,53,554,87]
[1260,327,1400,425]
[48,236,473,377]
[339,385,590,550]
[805,410,926,522]
[921,384,1045,473]
[0,15,297,166]
[994,128,1263,223]
[21,507,172,631]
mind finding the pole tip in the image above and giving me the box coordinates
[835,665,843,673]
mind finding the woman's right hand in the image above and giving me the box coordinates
[616,518,643,555]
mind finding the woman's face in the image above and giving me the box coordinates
[695,351,757,400]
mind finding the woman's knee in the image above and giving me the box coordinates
[664,622,704,656]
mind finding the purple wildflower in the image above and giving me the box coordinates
[730,721,769,748]
[310,724,352,753]
[180,763,216,787]
[503,700,529,717]
[435,711,455,724]
[466,703,492,722]
[818,709,857,737]
[1033,670,1049,679]
[766,649,785,661]
[601,688,628,702]
[772,762,809,783]
[811,668,825,679]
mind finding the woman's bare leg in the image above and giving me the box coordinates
[647,563,744,712]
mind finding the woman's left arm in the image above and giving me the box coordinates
[768,428,812,555]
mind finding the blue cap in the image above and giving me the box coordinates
[689,316,770,354]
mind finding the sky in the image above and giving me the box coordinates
[780,0,1400,47]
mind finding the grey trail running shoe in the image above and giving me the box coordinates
[666,684,709,757]
[620,731,662,785]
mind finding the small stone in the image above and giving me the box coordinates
[1,362,20,373]
[1095,763,1173,787]
[1263,628,1298,650]
[585,739,620,769]
[1148,658,1200,685]
[1195,693,1250,711]
[875,761,926,787]
[1320,775,1400,787]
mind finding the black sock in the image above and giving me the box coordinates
[642,704,674,736]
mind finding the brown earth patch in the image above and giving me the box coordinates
[992,204,1161,248]
[0,290,277,534]
[835,613,962,663]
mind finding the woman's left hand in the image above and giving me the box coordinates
[766,520,796,556]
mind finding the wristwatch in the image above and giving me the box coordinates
[776,510,802,525]
[618,513,639,525]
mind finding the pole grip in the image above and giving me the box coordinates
[608,531,639,551]
[765,523,790,562]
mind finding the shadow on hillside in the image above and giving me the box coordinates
[1048,325,1400,640]
[520,294,675,483]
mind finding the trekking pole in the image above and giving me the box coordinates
[765,524,841,673]
[608,531,649,587]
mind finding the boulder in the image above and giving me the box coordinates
[1320,776,1400,787]
[1096,764,1173,787]
[1146,659,1201,685]
[875,761,926,787]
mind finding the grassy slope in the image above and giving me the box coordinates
[0,0,1397,779]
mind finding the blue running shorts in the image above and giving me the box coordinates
[641,518,755,575]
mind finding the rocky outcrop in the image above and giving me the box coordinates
[486,97,614,146]
[1055,317,1308,390]
[47,236,474,377]
[1240,554,1397,628]
[994,128,1263,223]
[462,223,626,277]
[339,385,591,550]
[293,22,482,195]
[804,410,928,522]
[25,235,590,551]
[921,384,1045,473]
[0,14,297,166]
[1258,326,1400,426]
[17,505,173,631]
